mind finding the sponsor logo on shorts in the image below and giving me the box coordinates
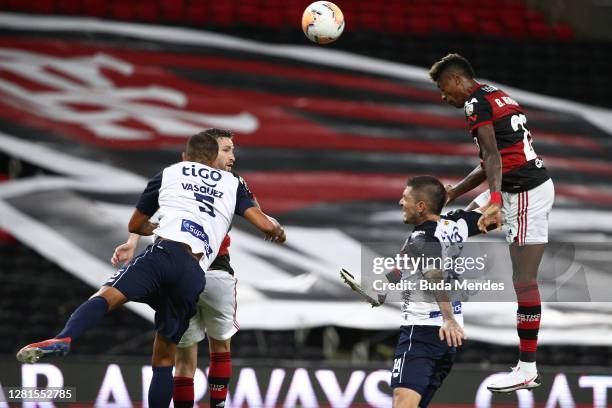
[181,219,213,257]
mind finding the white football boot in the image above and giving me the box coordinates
[487,362,541,393]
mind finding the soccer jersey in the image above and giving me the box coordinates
[209,173,256,275]
[464,83,550,193]
[209,234,234,275]
[136,161,255,271]
[392,210,481,327]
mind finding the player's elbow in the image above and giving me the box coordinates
[128,216,145,235]
[127,220,141,234]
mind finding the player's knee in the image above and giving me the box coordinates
[152,352,175,367]
[92,286,127,311]
[152,334,177,366]
[392,388,420,408]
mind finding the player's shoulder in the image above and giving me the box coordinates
[231,171,248,186]
[401,222,442,257]
[464,84,496,117]
[231,171,255,196]
[468,83,499,102]
[409,221,441,243]
[443,209,472,222]
[442,210,482,237]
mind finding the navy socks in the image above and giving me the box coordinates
[149,366,174,408]
[56,296,109,340]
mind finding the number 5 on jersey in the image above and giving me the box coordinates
[194,193,215,217]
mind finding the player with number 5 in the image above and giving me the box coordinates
[16,131,286,408]
[429,53,554,393]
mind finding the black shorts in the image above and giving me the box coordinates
[104,240,205,344]
[390,325,456,408]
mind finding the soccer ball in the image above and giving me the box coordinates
[301,1,345,44]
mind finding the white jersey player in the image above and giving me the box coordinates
[391,209,479,328]
[137,160,252,270]
[386,175,488,408]
[16,132,286,408]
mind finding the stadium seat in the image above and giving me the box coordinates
[83,0,106,17]
[3,0,574,41]
[110,2,133,21]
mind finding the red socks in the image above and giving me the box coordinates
[209,352,231,408]
[514,281,541,362]
[173,376,194,408]
[172,352,232,408]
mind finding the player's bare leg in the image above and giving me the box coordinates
[173,337,232,408]
[488,243,545,393]
[91,285,128,311]
[393,388,421,408]
[175,344,198,377]
[173,344,198,408]
[16,286,127,364]
[209,336,232,408]
[149,332,177,407]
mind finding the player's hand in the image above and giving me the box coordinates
[265,227,286,244]
[477,202,501,233]
[111,242,136,267]
[439,318,466,347]
[445,185,457,205]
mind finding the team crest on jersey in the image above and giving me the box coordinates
[535,157,544,168]
[464,98,477,117]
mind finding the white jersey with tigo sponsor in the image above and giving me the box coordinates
[136,161,255,271]
[391,210,482,328]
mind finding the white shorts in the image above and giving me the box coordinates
[177,269,239,347]
[468,179,554,245]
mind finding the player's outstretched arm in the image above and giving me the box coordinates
[446,165,486,204]
[423,269,466,347]
[127,208,159,236]
[242,207,286,243]
[111,233,141,267]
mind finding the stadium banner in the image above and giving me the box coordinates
[1,14,612,345]
[0,358,608,407]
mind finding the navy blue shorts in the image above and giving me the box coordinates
[104,240,205,344]
[390,325,456,408]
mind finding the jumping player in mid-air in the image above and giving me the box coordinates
[17,131,286,407]
[429,53,554,392]
[112,129,253,408]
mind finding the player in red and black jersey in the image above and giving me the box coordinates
[429,54,555,393]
